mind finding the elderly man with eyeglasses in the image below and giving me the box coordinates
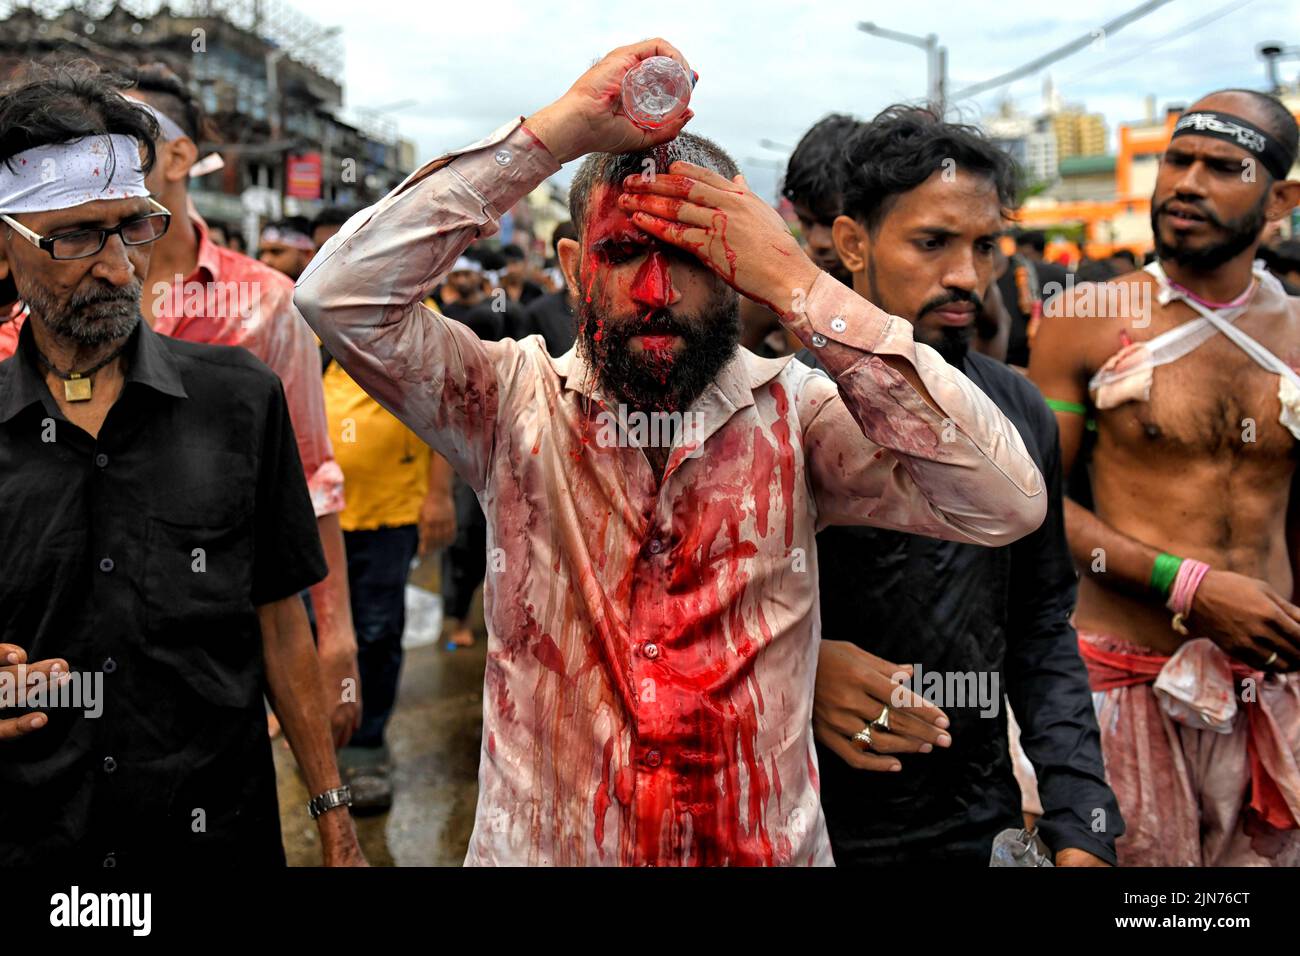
[0,63,364,868]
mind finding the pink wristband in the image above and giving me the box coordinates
[1166,559,1211,616]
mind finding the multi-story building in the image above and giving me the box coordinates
[0,0,415,244]
[986,104,1059,187]
[1049,109,1107,160]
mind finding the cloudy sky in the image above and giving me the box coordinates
[304,0,1296,201]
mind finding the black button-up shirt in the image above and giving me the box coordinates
[0,320,327,866]
[799,347,1123,866]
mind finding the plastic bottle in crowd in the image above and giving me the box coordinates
[989,827,1055,867]
[621,56,694,130]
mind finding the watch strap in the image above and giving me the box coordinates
[307,785,353,820]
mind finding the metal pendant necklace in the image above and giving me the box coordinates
[33,340,129,402]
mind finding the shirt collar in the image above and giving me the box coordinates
[190,209,222,283]
[0,316,187,423]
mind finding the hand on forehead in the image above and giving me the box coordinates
[584,182,665,255]
[587,162,735,252]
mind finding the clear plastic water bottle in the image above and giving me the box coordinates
[621,56,694,130]
[989,827,1055,867]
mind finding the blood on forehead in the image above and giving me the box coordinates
[582,182,647,249]
[579,182,661,307]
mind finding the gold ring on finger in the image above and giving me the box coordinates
[851,725,873,750]
[871,705,892,732]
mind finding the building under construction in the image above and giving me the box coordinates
[0,0,415,241]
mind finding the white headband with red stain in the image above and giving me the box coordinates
[259,225,316,252]
[0,134,149,215]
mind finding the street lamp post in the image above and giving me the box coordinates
[858,21,947,114]
[1258,43,1300,95]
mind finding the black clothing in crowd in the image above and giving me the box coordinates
[998,256,1067,367]
[0,320,326,866]
[440,300,506,342]
[523,289,576,357]
[798,346,1122,866]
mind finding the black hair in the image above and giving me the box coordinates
[781,113,862,222]
[568,132,739,235]
[501,243,525,261]
[1212,88,1299,177]
[312,206,359,232]
[551,220,577,256]
[1109,248,1138,269]
[1075,258,1118,282]
[840,105,1019,234]
[476,246,507,272]
[130,62,209,143]
[0,59,158,180]
[1016,229,1047,254]
[1262,238,1300,271]
[265,216,312,238]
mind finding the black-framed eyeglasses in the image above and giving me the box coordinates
[1,197,171,261]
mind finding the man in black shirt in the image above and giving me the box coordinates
[806,106,1121,866]
[0,65,362,866]
[999,229,1069,368]
[521,221,577,357]
[499,242,545,306]
[439,254,506,341]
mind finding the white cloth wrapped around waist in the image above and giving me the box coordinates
[1153,638,1239,733]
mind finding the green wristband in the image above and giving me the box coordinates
[1045,398,1088,415]
[1150,552,1183,597]
[1045,397,1097,432]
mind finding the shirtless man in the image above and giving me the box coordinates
[1029,89,1300,865]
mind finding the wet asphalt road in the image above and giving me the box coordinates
[275,581,487,867]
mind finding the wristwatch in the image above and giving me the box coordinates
[307,785,353,820]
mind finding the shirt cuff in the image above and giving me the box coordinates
[443,118,562,226]
[308,459,346,518]
[1038,815,1119,866]
[783,271,922,373]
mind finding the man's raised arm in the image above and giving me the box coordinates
[294,39,695,490]
[621,164,1046,547]
[293,122,559,489]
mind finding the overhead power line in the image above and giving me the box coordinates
[951,0,1178,100]
[1060,0,1258,86]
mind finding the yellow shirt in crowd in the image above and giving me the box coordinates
[323,360,431,532]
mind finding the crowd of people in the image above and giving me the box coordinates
[2,37,1299,869]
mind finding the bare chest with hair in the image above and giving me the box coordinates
[1091,295,1300,463]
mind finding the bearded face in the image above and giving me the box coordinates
[21,272,142,347]
[1151,188,1268,273]
[575,279,739,413]
[572,183,739,413]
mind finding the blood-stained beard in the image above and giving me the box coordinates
[576,292,740,413]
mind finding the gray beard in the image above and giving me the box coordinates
[21,278,142,347]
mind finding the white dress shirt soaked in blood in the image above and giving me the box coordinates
[295,118,1047,866]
